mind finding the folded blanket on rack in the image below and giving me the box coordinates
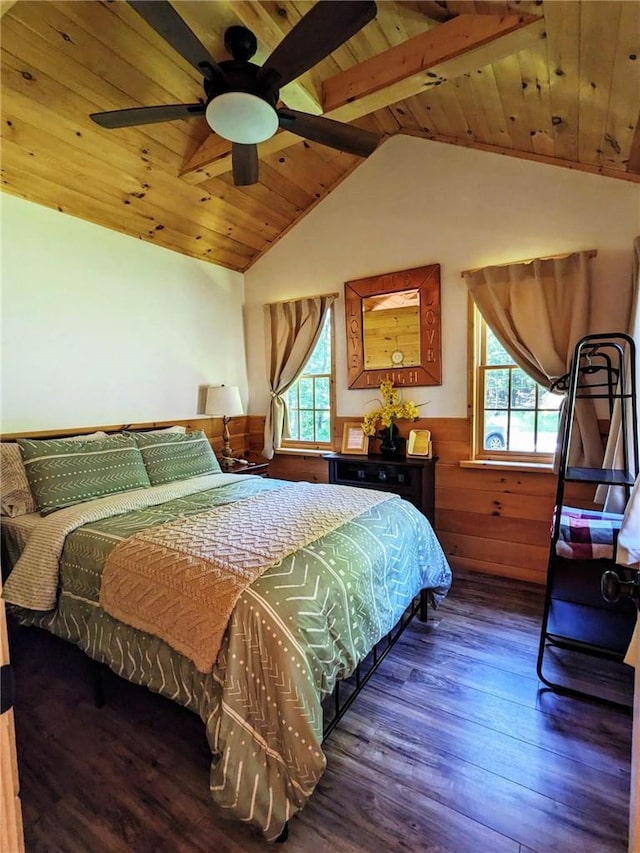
[554,506,624,561]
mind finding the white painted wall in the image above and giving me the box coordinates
[244,137,640,419]
[1,195,246,433]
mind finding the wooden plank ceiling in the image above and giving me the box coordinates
[1,1,639,273]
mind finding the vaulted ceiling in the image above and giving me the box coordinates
[1,1,639,273]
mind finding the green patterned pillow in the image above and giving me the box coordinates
[17,434,151,514]
[133,429,221,485]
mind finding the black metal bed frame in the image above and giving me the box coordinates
[91,587,431,845]
[275,588,430,843]
[322,588,429,741]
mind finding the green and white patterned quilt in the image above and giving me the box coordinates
[4,474,452,840]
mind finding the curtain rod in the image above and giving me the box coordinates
[266,291,340,306]
[461,249,597,278]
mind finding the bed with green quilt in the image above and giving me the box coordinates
[1,429,451,841]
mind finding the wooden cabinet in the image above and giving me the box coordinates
[324,453,437,527]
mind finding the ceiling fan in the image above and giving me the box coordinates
[90,0,380,186]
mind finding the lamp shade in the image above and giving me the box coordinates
[204,385,244,417]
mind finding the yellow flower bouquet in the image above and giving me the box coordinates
[361,380,422,437]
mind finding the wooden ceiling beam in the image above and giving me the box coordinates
[322,12,545,121]
[180,11,544,185]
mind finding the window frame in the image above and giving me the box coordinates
[469,300,558,464]
[280,305,336,451]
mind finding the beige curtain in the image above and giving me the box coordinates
[262,294,335,459]
[464,251,631,468]
[596,237,640,511]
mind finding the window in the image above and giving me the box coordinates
[472,306,560,461]
[282,308,334,449]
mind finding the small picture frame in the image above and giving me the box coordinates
[407,429,432,458]
[341,422,369,455]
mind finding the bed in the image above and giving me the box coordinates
[1,428,452,841]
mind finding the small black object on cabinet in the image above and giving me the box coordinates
[536,332,638,710]
[324,452,437,527]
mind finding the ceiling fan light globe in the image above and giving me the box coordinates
[205,93,278,144]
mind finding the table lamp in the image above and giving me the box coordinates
[204,385,245,469]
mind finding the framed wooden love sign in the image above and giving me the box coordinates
[345,264,441,389]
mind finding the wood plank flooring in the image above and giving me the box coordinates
[8,570,634,852]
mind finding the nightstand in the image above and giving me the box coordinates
[224,461,269,477]
[323,453,436,526]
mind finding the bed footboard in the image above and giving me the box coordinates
[322,589,429,741]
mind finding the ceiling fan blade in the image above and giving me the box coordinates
[90,103,205,129]
[232,143,259,186]
[128,0,223,77]
[278,109,379,158]
[258,1,376,89]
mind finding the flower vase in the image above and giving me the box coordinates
[378,423,402,458]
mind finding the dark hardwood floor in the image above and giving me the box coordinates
[8,570,634,853]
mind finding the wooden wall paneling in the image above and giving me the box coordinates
[5,6,197,159]
[460,65,511,148]
[396,95,436,137]
[209,173,304,224]
[266,143,350,198]
[437,508,550,547]
[515,36,555,158]
[440,463,555,496]
[265,454,329,484]
[1,416,253,466]
[438,529,549,576]
[602,0,640,170]
[436,484,555,522]
[449,73,495,143]
[577,1,622,166]
[251,159,315,211]
[417,85,472,140]
[431,440,473,464]
[102,0,209,91]
[49,1,201,106]
[368,105,403,137]
[203,175,296,232]
[542,0,580,163]
[489,53,536,154]
[446,553,548,585]
[389,101,423,133]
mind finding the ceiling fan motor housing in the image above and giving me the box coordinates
[203,60,280,109]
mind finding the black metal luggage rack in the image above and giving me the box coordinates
[536,333,639,710]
